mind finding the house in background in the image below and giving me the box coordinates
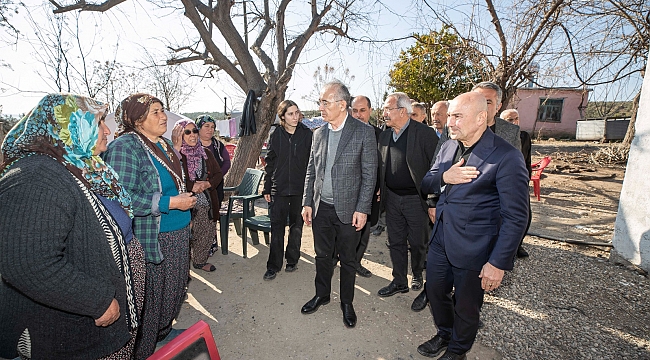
[504,87,589,139]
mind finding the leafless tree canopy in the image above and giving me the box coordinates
[49,0,372,185]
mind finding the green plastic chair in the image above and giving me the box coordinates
[218,168,263,256]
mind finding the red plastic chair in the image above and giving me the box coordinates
[225,144,237,159]
[148,320,221,360]
[530,156,552,201]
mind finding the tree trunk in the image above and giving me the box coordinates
[223,89,282,188]
[622,89,641,150]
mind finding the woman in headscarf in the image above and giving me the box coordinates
[196,115,231,255]
[173,119,223,272]
[101,93,196,359]
[0,93,144,359]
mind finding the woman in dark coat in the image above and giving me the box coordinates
[262,100,313,280]
[0,93,143,359]
[196,115,231,255]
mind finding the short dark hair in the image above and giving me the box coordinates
[353,95,372,109]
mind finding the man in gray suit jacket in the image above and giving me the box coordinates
[301,80,377,328]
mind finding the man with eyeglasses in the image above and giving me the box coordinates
[376,92,437,299]
[301,80,377,328]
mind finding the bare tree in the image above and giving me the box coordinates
[560,0,649,148]
[423,0,571,108]
[302,63,355,105]
[50,0,372,186]
[140,51,194,113]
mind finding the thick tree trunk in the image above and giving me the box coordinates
[223,88,282,188]
[622,89,641,150]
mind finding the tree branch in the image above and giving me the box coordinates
[49,0,126,14]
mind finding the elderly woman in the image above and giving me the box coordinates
[0,94,143,359]
[102,93,196,359]
[196,115,231,254]
[262,100,313,280]
[173,119,223,272]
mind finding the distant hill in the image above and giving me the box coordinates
[182,112,227,121]
[585,101,634,119]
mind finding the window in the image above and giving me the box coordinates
[537,98,564,123]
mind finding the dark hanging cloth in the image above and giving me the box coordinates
[239,90,257,137]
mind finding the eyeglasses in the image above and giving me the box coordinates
[184,128,199,135]
[382,107,404,112]
[318,99,343,107]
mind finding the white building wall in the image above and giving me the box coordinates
[611,57,650,271]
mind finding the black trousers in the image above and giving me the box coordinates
[312,201,360,304]
[266,195,303,272]
[385,189,429,286]
[426,224,484,354]
[355,222,371,267]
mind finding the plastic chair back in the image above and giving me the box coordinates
[237,168,263,196]
[531,156,552,201]
[148,320,220,360]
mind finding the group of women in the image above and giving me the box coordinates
[0,93,230,359]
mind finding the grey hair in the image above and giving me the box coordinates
[501,108,519,116]
[388,92,413,113]
[323,80,351,107]
[472,81,503,104]
[432,100,449,109]
[412,102,427,112]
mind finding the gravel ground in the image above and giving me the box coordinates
[476,236,650,360]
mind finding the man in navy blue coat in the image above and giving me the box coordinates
[417,92,529,360]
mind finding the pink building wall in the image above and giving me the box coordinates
[504,88,588,138]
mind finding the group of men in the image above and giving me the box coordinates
[296,79,530,359]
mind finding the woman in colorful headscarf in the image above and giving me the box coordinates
[196,115,231,255]
[102,93,196,359]
[0,93,144,359]
[173,119,223,272]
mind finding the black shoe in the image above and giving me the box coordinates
[417,335,449,358]
[356,265,372,278]
[438,349,467,360]
[411,275,423,291]
[372,225,385,236]
[341,303,357,328]
[377,282,409,297]
[517,246,529,258]
[301,295,330,314]
[411,289,428,312]
[263,269,277,281]
[285,264,297,272]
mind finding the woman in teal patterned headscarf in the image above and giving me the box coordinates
[0,93,144,360]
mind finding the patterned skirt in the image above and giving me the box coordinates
[99,238,146,360]
[133,226,190,360]
[191,201,216,266]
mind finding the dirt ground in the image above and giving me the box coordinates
[171,140,631,359]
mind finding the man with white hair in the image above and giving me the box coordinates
[501,108,532,258]
[376,92,437,298]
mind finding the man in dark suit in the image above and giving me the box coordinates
[501,108,532,258]
[376,92,437,297]
[417,92,529,359]
[301,81,377,328]
[414,82,525,311]
[350,95,382,278]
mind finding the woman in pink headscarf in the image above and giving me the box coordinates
[174,119,223,272]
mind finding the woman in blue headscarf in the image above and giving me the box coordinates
[0,93,144,359]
